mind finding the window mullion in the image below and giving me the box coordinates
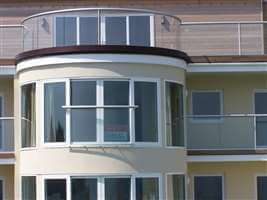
[66,79,71,145]
[131,175,136,200]
[130,80,135,144]
[126,16,130,45]
[77,17,80,45]
[98,177,105,200]
[97,80,104,143]
[66,176,71,200]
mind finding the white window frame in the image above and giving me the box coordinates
[54,14,154,47]
[190,90,224,123]
[165,172,186,200]
[192,174,224,200]
[41,173,162,200]
[20,81,37,150]
[164,80,185,149]
[41,77,161,147]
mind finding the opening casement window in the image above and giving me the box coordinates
[166,174,186,200]
[22,176,36,200]
[42,175,160,200]
[194,175,223,200]
[43,79,159,145]
[165,82,184,147]
[191,90,223,121]
[21,83,36,148]
[55,15,153,46]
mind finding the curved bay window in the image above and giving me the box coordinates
[43,79,159,145]
[21,83,36,148]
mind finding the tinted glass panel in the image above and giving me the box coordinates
[104,81,129,105]
[104,109,129,142]
[22,176,36,200]
[21,84,36,148]
[71,109,96,142]
[255,93,267,147]
[71,178,97,200]
[135,82,158,142]
[192,92,221,115]
[44,83,66,142]
[166,82,184,146]
[105,178,131,200]
[129,16,150,46]
[56,17,77,46]
[136,177,159,200]
[194,176,222,200]
[105,17,126,45]
[45,179,66,200]
[172,175,185,200]
[80,17,98,45]
[71,80,96,105]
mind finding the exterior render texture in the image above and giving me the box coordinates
[0,0,266,199]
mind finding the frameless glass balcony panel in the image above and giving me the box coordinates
[104,108,129,142]
[166,82,184,147]
[194,176,223,200]
[105,178,131,200]
[129,16,151,46]
[104,81,129,105]
[136,177,159,200]
[45,179,66,200]
[56,17,77,46]
[22,176,36,200]
[71,178,97,200]
[80,17,98,45]
[21,83,36,148]
[71,80,96,105]
[71,109,96,142]
[105,17,127,45]
[44,83,66,143]
[135,82,158,142]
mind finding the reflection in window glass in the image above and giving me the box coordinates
[135,82,158,142]
[80,17,98,45]
[129,16,150,46]
[56,17,77,46]
[105,178,131,200]
[21,83,36,148]
[105,17,126,45]
[44,83,66,142]
[166,82,184,147]
[136,177,159,200]
[194,176,223,200]
[71,178,97,200]
[45,179,66,200]
[22,176,36,200]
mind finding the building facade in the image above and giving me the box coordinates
[0,0,265,199]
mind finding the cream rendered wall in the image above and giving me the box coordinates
[15,58,187,199]
[188,162,267,200]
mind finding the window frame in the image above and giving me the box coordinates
[54,14,155,47]
[41,77,161,147]
[190,90,224,123]
[20,81,37,150]
[192,174,224,200]
[41,173,162,200]
[164,80,185,149]
[165,172,186,200]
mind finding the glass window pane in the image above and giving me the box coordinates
[80,17,98,45]
[22,176,36,200]
[194,176,223,200]
[0,180,2,200]
[255,93,267,114]
[105,178,131,200]
[56,17,77,46]
[104,81,129,105]
[105,17,126,45]
[71,178,97,200]
[192,92,221,115]
[136,177,159,200]
[255,93,267,147]
[45,179,66,200]
[104,109,129,142]
[166,175,185,200]
[44,82,66,143]
[21,83,36,148]
[258,176,267,200]
[71,109,96,142]
[71,80,96,105]
[166,82,184,147]
[135,82,158,142]
[129,16,150,46]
